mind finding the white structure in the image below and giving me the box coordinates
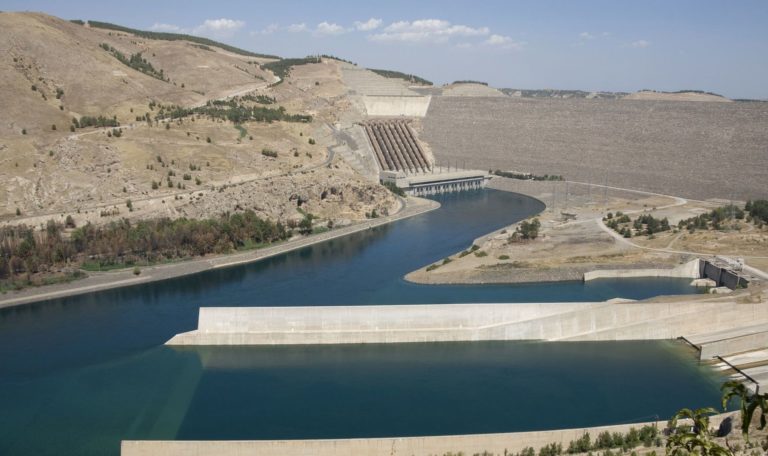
[380,169,491,196]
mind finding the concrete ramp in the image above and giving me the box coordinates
[167,299,768,346]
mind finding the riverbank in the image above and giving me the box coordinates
[406,178,768,286]
[0,196,439,309]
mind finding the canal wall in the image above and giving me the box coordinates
[584,259,700,281]
[122,413,736,456]
[166,298,768,345]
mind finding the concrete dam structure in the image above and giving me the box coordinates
[166,298,768,348]
[341,66,431,117]
[363,119,431,173]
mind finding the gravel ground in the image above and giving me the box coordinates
[422,97,768,200]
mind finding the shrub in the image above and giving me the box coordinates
[513,218,541,240]
[383,181,405,197]
[133,267,141,276]
[261,148,278,158]
[308,138,316,145]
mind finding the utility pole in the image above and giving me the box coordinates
[551,182,556,213]
[564,180,569,211]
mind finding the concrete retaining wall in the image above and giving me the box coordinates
[122,413,735,456]
[584,260,700,281]
[700,261,749,289]
[363,95,432,117]
[166,299,768,345]
[700,331,768,359]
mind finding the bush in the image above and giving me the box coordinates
[261,148,278,158]
[133,266,141,276]
[511,218,541,241]
[308,138,316,145]
[383,181,405,197]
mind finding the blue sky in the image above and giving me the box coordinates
[4,0,768,98]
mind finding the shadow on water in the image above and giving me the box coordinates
[0,190,723,455]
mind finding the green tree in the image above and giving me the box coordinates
[666,407,730,456]
[720,380,768,440]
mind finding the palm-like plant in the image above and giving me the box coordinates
[720,380,768,440]
[666,407,731,456]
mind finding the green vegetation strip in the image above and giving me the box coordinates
[100,43,167,81]
[86,20,280,59]
[0,211,290,289]
[369,69,433,86]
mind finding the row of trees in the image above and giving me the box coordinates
[260,56,321,81]
[100,43,167,81]
[0,210,290,281]
[72,115,120,129]
[152,101,311,124]
[86,20,279,59]
[678,204,750,232]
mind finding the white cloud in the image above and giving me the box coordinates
[287,23,308,33]
[258,23,279,35]
[193,18,245,37]
[579,31,595,40]
[631,39,650,48]
[354,18,382,31]
[315,21,347,36]
[369,19,490,43]
[150,23,183,33]
[484,34,525,50]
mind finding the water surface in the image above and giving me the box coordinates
[0,190,721,455]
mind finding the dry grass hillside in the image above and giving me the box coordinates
[0,12,395,229]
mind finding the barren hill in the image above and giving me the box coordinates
[623,90,732,102]
[0,12,395,229]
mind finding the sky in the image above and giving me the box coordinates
[3,0,768,99]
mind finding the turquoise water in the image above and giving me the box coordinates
[0,190,723,455]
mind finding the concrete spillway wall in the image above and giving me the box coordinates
[363,95,432,117]
[700,260,749,289]
[166,299,768,346]
[584,260,700,281]
[121,413,736,456]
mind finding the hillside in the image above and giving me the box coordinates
[0,12,396,231]
[623,90,733,102]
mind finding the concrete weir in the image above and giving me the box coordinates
[166,298,768,346]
